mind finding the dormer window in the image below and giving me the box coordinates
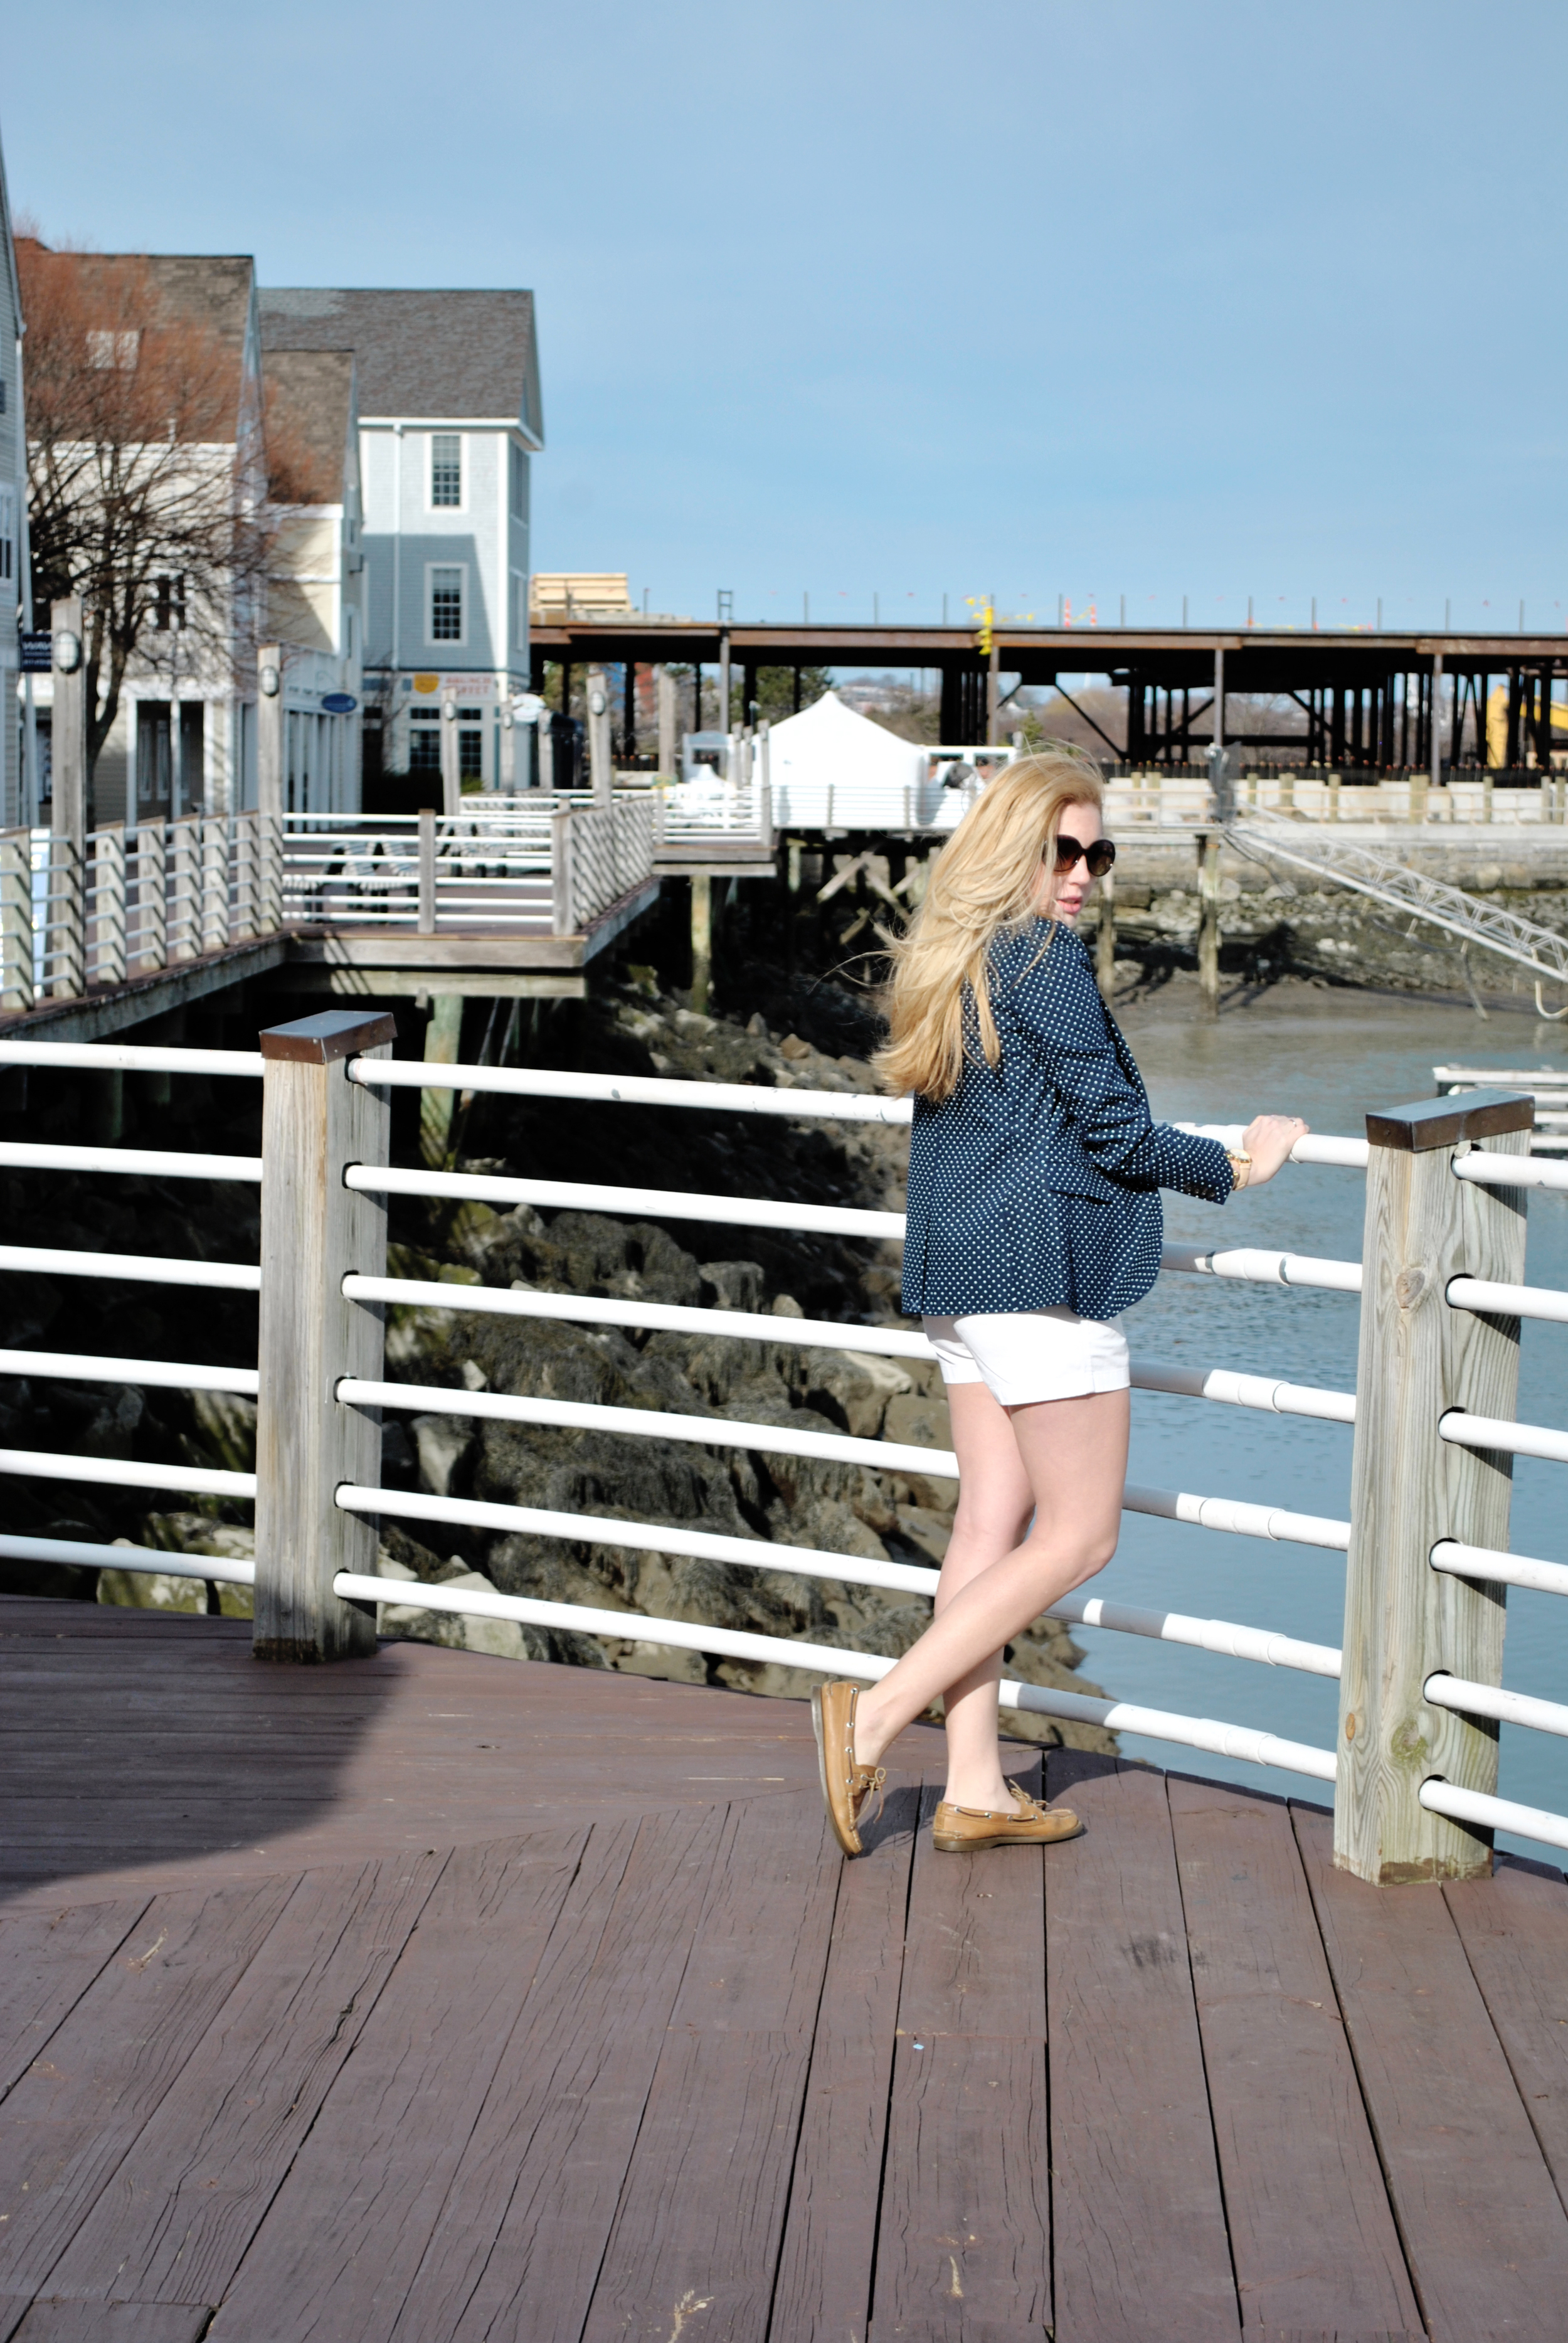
[430,433,462,507]
[87,329,140,371]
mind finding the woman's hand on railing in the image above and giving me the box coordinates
[1240,1114,1310,1187]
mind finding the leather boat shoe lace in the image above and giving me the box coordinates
[932,1780,1084,1852]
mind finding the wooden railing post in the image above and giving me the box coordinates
[1196,830,1221,1018]
[1335,1088,1534,1883]
[417,806,437,932]
[253,1009,396,1664]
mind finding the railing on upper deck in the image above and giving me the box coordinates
[0,797,662,1012]
[1,1031,1566,1883]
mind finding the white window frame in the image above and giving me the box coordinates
[509,568,529,653]
[425,561,469,647]
[0,487,13,586]
[428,432,465,513]
[509,440,526,523]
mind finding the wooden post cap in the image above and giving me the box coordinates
[259,1010,398,1063]
[1365,1090,1535,1152]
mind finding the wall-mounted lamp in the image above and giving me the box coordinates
[259,664,280,698]
[53,631,83,674]
[588,688,607,718]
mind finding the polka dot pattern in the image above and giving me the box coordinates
[901,919,1234,1322]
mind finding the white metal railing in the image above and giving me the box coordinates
[0,1036,1565,1863]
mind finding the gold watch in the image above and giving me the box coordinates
[1226,1150,1252,1191]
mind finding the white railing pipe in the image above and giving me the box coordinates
[1430,1539,1568,1600]
[0,1141,263,1182]
[0,1532,255,1585]
[1160,1242,1363,1294]
[1439,1410,1568,1466]
[1130,1357,1355,1424]
[1419,1777,1568,1857]
[349,1056,916,1126]
[1454,1149,1568,1194]
[345,1166,904,1243]
[1004,1681,1338,1783]
[0,1041,263,1077]
[1447,1275,1568,1326]
[0,1446,255,1498]
[1423,1673,1568,1742]
[1048,1590,1341,1675]
[338,1376,958,1479]
[0,1245,261,1292]
[1123,1480,1350,1551]
[1175,1121,1370,1171]
[346,1276,937,1358]
[0,1348,258,1396]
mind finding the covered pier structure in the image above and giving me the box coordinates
[531,616,1568,772]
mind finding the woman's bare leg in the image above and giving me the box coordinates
[852,1386,1129,1778]
[923,1381,1034,1807]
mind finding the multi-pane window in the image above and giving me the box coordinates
[0,488,13,584]
[409,710,442,770]
[429,566,464,642]
[87,329,140,371]
[509,570,527,652]
[458,710,484,780]
[509,441,526,521]
[430,433,462,507]
[153,573,186,631]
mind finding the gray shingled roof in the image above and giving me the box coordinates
[265,349,356,505]
[258,289,542,443]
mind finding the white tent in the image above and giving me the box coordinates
[766,691,937,827]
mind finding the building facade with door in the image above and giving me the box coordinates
[257,288,543,797]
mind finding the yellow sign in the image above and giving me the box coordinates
[412,672,441,694]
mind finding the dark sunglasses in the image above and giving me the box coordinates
[1051,832,1116,878]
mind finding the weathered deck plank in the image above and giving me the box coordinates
[204,1832,589,2343]
[1167,1777,1422,2335]
[1444,1857,1568,2217]
[1044,1752,1240,2343]
[579,1791,841,2343]
[40,1851,445,2310]
[4,1600,1568,2343]
[768,1785,921,2343]
[871,1765,1051,2340]
[1295,1805,1568,2340]
[394,1806,726,2343]
[0,1881,297,2300]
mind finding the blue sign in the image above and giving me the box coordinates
[321,692,357,715]
[20,632,51,673]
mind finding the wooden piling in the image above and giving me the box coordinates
[253,1010,395,1664]
[691,873,712,1014]
[1335,1089,1534,1883]
[1197,831,1221,1017]
[420,992,464,1167]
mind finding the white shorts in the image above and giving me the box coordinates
[923,1306,1131,1408]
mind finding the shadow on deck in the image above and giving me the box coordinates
[2,1597,1567,2342]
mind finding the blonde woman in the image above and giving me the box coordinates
[810,752,1306,1857]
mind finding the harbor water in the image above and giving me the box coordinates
[1099,986,1568,1859]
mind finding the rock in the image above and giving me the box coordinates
[779,1033,812,1060]
[800,1346,913,1438]
[884,1391,953,1452]
[411,1413,475,1497]
[701,1260,765,1312]
[892,1504,953,1566]
[189,1389,256,1474]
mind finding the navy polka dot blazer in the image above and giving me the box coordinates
[901,919,1234,1322]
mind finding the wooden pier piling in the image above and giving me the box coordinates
[1197,830,1221,1015]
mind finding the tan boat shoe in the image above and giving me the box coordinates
[811,1680,886,1857]
[932,1780,1084,1852]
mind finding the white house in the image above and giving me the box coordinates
[257,287,543,794]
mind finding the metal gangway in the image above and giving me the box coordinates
[1227,810,1568,1017]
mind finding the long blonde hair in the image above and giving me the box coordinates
[872,750,1104,1103]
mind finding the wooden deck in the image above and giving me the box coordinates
[3,1598,1568,2341]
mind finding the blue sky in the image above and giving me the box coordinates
[9,0,1566,635]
